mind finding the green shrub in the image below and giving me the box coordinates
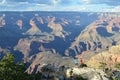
[115,62,120,70]
[0,52,42,80]
[99,62,106,69]
[114,77,120,80]
[73,75,87,80]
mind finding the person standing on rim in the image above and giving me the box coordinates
[80,58,83,65]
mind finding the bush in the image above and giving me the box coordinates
[79,64,87,68]
[73,75,87,80]
[99,62,106,70]
[113,77,120,80]
[0,52,42,80]
[115,62,120,70]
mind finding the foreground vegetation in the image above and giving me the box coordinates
[1,52,120,80]
[0,52,42,80]
[0,52,88,80]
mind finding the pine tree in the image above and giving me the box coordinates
[0,52,42,80]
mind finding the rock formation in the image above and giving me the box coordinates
[25,19,41,35]
[16,20,23,29]
[66,67,109,80]
[0,14,6,27]
[87,44,120,68]
[26,51,75,74]
[68,14,120,56]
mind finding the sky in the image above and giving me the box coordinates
[0,0,120,12]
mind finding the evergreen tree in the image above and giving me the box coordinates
[0,52,42,80]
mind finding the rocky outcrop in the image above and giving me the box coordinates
[36,16,44,24]
[66,67,109,80]
[25,19,41,35]
[87,44,120,68]
[48,17,66,38]
[98,14,120,33]
[26,51,75,74]
[14,39,31,58]
[16,20,23,29]
[0,47,9,60]
[0,14,6,27]
[14,34,54,58]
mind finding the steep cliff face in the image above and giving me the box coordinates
[68,14,120,56]
[11,12,97,59]
[14,34,54,58]
[2,12,120,67]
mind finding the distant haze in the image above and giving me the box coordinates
[0,0,120,12]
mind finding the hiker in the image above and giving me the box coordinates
[79,58,83,67]
[79,58,87,67]
[80,58,83,65]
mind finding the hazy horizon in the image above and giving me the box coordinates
[0,0,120,12]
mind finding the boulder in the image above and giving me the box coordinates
[66,67,109,80]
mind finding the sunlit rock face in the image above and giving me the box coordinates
[87,44,120,68]
[0,12,120,73]
[0,12,98,59]
[68,13,120,57]
[66,67,109,80]
[26,51,75,74]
